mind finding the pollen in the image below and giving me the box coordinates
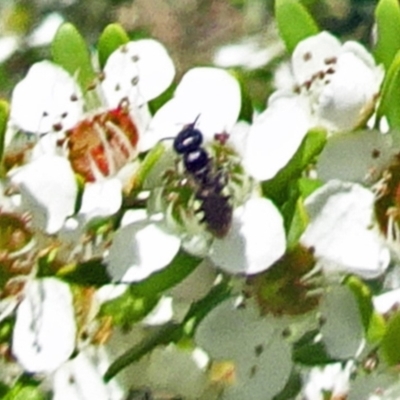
[67,106,139,182]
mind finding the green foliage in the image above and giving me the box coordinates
[100,286,160,328]
[284,196,308,249]
[275,0,319,53]
[0,100,9,164]
[98,23,130,69]
[104,281,231,381]
[57,259,111,287]
[262,128,327,205]
[374,0,400,71]
[148,82,176,115]
[230,69,253,123]
[51,23,96,91]
[129,250,202,297]
[293,330,335,365]
[345,275,386,344]
[3,376,46,400]
[377,48,400,129]
[0,317,14,343]
[380,312,400,365]
[282,178,322,248]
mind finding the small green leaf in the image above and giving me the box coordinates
[57,259,111,287]
[148,82,176,115]
[51,23,96,91]
[374,0,400,71]
[0,100,9,163]
[285,196,309,249]
[100,286,160,328]
[130,250,202,296]
[381,312,400,365]
[345,275,386,343]
[275,0,319,53]
[98,23,130,69]
[377,48,400,129]
[229,69,253,123]
[293,330,335,365]
[262,128,327,205]
[3,376,45,400]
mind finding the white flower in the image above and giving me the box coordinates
[12,278,76,373]
[9,155,77,234]
[300,180,390,278]
[107,196,286,282]
[209,197,286,275]
[145,67,242,150]
[195,298,292,400]
[303,362,353,400]
[106,210,181,282]
[8,39,175,231]
[51,346,123,400]
[243,31,383,181]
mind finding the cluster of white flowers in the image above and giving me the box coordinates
[1,10,400,399]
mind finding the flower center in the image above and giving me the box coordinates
[374,160,400,246]
[66,104,139,182]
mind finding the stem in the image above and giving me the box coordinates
[103,281,231,381]
[103,322,179,382]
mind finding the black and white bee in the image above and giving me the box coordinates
[172,119,233,238]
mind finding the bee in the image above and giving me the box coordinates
[173,120,233,238]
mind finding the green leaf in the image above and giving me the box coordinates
[377,48,400,129]
[0,100,9,163]
[57,259,111,286]
[284,196,309,249]
[229,69,253,123]
[380,311,400,365]
[129,250,202,297]
[374,0,400,71]
[98,23,130,69]
[275,0,319,53]
[148,82,176,115]
[345,275,386,343]
[262,127,327,205]
[3,376,45,400]
[293,330,335,365]
[51,23,96,91]
[100,286,160,328]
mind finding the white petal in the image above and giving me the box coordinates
[52,352,114,400]
[317,129,397,184]
[243,90,311,181]
[143,296,174,326]
[79,179,122,221]
[102,39,175,108]
[107,219,181,282]
[27,12,64,47]
[195,298,292,400]
[12,278,76,373]
[11,61,83,134]
[292,31,341,85]
[0,36,20,63]
[315,51,382,132]
[210,197,286,274]
[300,180,390,278]
[320,286,364,359]
[373,289,400,314]
[146,67,241,148]
[10,155,77,234]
